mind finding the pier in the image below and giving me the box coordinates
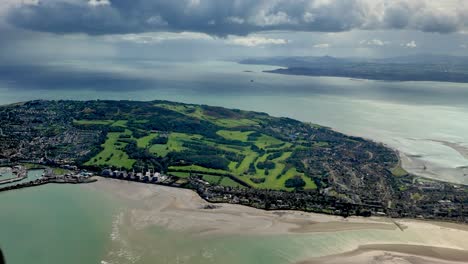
[0,166,97,193]
[0,166,27,185]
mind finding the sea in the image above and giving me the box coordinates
[1,60,468,263]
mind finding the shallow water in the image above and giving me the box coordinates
[0,169,44,188]
[2,179,468,264]
[0,183,117,264]
[0,167,15,181]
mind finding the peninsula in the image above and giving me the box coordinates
[241,55,468,83]
[1,100,467,223]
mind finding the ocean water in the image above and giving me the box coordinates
[0,183,117,264]
[1,60,467,183]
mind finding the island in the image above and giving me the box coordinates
[1,100,467,222]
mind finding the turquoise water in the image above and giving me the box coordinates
[2,181,468,264]
[0,169,44,188]
[0,184,117,264]
[0,168,15,181]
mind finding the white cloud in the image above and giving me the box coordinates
[106,32,212,44]
[252,10,297,26]
[403,40,417,48]
[313,43,330,48]
[303,12,316,23]
[226,16,245,25]
[360,39,390,46]
[460,44,467,49]
[227,36,288,47]
[0,0,37,17]
[88,0,110,7]
[187,0,201,8]
[146,15,168,26]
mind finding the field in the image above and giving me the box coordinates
[75,101,323,191]
[85,130,136,170]
[217,130,252,142]
[163,131,317,190]
[136,133,158,148]
[150,133,202,157]
[158,103,260,128]
[73,120,114,125]
[391,165,409,177]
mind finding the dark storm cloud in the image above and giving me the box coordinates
[0,63,157,90]
[6,0,468,36]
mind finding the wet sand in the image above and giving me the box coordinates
[87,178,468,263]
[301,244,468,264]
[87,178,400,235]
[431,140,468,160]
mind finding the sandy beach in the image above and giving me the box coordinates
[87,178,468,263]
[87,178,400,235]
[301,244,468,264]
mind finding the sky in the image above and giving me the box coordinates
[0,0,467,92]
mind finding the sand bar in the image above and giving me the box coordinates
[301,244,468,264]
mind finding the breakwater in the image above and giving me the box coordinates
[0,175,97,193]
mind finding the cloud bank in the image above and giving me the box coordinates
[5,0,468,36]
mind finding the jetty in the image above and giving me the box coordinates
[0,166,97,193]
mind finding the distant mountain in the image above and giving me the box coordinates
[240,55,468,83]
[240,56,354,68]
[375,54,468,65]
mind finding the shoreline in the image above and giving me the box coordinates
[87,178,468,234]
[86,178,398,235]
[300,244,468,264]
[87,178,468,263]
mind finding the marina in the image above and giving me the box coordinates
[0,165,96,192]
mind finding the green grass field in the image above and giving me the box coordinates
[254,134,284,148]
[111,120,128,127]
[391,165,409,177]
[52,167,71,175]
[202,175,222,185]
[136,133,157,148]
[217,130,253,142]
[168,165,231,175]
[219,177,244,188]
[149,132,202,157]
[211,118,258,128]
[168,171,191,178]
[235,150,258,174]
[80,124,317,191]
[85,131,136,169]
[73,119,129,127]
[76,104,320,191]
[158,104,259,128]
[73,120,114,125]
[281,168,317,190]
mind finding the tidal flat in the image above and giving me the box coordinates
[88,179,468,264]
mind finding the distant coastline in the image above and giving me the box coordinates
[240,55,468,84]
